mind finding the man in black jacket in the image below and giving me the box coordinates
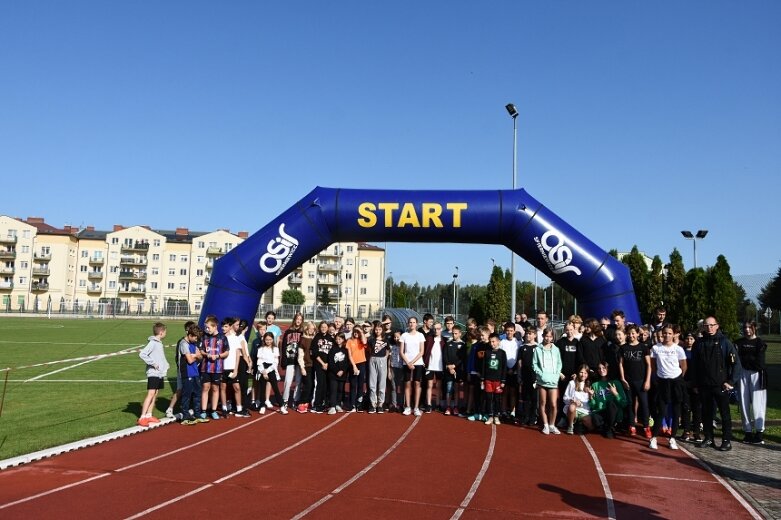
[691,316,742,451]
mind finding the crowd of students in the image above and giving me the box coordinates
[138,307,768,453]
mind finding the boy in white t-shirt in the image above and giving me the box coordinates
[400,317,425,416]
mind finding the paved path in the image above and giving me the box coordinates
[687,438,781,519]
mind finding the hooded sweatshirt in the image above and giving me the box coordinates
[139,335,169,378]
[533,344,562,388]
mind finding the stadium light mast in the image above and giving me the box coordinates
[506,103,519,322]
[680,230,708,269]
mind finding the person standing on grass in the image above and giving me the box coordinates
[533,328,562,435]
[166,320,195,419]
[735,320,767,445]
[138,322,169,427]
[179,325,208,425]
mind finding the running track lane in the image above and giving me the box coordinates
[0,413,346,518]
[586,434,758,519]
[295,413,495,519]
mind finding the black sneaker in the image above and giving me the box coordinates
[750,432,764,445]
[236,409,251,418]
[718,440,733,452]
[742,432,755,444]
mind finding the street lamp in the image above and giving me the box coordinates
[452,266,459,317]
[680,230,708,269]
[388,271,393,308]
[506,103,519,322]
[490,258,495,268]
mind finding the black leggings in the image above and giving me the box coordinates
[260,363,284,407]
[625,379,650,427]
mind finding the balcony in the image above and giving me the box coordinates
[319,248,343,258]
[206,247,223,256]
[31,282,49,292]
[118,286,146,295]
[0,266,14,275]
[318,262,341,272]
[120,242,150,253]
[318,276,339,286]
[0,250,16,260]
[288,274,303,284]
[34,252,52,262]
[87,271,104,281]
[206,260,214,270]
[0,236,17,245]
[119,272,147,282]
[88,256,105,266]
[0,281,13,290]
[119,256,146,266]
[32,267,51,277]
[87,284,102,293]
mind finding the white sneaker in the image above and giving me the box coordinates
[649,437,658,450]
[494,417,501,425]
[550,425,561,435]
[165,408,175,419]
[335,406,344,413]
[542,424,550,435]
[669,438,678,450]
[327,407,337,415]
[402,407,412,416]
[485,417,493,425]
[413,408,422,416]
[265,400,273,408]
[259,407,266,415]
[279,405,289,415]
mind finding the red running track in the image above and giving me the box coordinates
[0,412,760,519]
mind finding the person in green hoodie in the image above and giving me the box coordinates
[590,361,628,438]
[533,328,563,435]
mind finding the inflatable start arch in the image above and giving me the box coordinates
[200,188,640,324]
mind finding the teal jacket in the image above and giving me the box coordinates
[532,344,562,388]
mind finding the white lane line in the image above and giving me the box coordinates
[24,358,101,382]
[579,435,616,520]
[604,473,718,484]
[679,446,763,520]
[291,416,421,519]
[125,413,351,519]
[450,423,497,520]
[0,413,275,510]
[6,379,146,383]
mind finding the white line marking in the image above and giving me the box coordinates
[24,358,101,382]
[450,423,497,520]
[6,379,146,383]
[125,414,351,519]
[604,472,718,484]
[0,413,275,510]
[679,446,763,520]
[579,435,616,520]
[292,416,421,519]
[3,345,147,372]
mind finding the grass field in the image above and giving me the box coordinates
[0,318,777,460]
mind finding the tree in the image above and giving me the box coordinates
[734,282,755,323]
[646,256,664,322]
[681,268,709,333]
[758,264,781,310]
[281,289,305,305]
[622,246,649,320]
[665,249,686,324]
[708,255,738,339]
[318,286,332,307]
[484,265,509,322]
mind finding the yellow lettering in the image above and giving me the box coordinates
[447,203,468,228]
[377,202,399,227]
[397,203,420,228]
[421,203,443,228]
[357,202,377,228]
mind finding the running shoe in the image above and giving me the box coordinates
[147,416,160,424]
[327,407,337,415]
[165,408,175,419]
[494,417,501,425]
[444,407,452,416]
[669,438,679,450]
[137,417,150,427]
[195,416,210,424]
[413,408,422,416]
[368,407,377,414]
[335,406,344,413]
[566,426,575,435]
[181,419,196,426]
[550,425,561,435]
[377,408,384,414]
[279,405,289,415]
[485,416,493,425]
[296,404,308,413]
[649,437,658,450]
[644,427,652,439]
[265,400,274,409]
[210,411,220,420]
[402,407,412,416]
[236,409,251,418]
[629,426,637,436]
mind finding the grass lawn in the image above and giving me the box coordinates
[0,317,186,459]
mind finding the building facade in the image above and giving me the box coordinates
[0,216,385,318]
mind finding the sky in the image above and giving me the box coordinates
[1,1,779,291]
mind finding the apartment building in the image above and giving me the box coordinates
[0,215,385,317]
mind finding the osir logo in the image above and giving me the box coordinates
[534,230,581,276]
[259,224,299,275]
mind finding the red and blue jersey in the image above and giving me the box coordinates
[199,333,229,374]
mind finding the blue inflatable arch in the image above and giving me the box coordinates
[200,188,640,325]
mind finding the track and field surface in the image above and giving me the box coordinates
[0,412,759,519]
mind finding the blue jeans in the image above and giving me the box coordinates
[181,375,203,419]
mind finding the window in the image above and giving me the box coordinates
[111,251,118,259]
[308,272,315,279]
[151,268,159,275]
[180,255,188,262]
[360,273,368,281]
[225,243,233,252]
[197,256,204,263]
[109,281,116,289]
[152,254,160,261]
[20,261,28,269]
[21,245,29,253]
[6,230,17,238]
[110,266,118,273]
[18,276,27,285]
[79,280,86,287]
[179,283,187,290]
[153,239,161,247]
[361,259,369,267]
[307,286,314,294]
[360,288,367,295]
[309,258,316,264]
[168,282,175,289]
[42,246,51,255]
[196,284,203,292]
[111,237,119,245]
[345,272,352,280]
[194,302,202,311]
[346,259,353,266]
[168,268,175,276]
[198,241,205,248]
[179,269,187,276]
[358,305,367,316]
[151,282,158,289]
[80,265,88,272]
[124,238,133,246]
[196,269,204,276]
[347,245,353,252]
[81,250,88,257]
[22,230,31,239]
[169,254,176,262]
[345,287,352,295]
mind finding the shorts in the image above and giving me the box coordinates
[201,372,222,385]
[147,377,165,390]
[484,380,504,394]
[403,365,424,382]
[424,370,442,382]
[221,370,239,383]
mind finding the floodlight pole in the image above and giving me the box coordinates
[506,103,519,322]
